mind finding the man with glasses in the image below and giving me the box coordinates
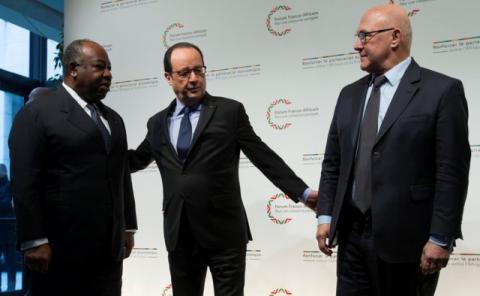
[129,42,318,296]
[316,4,470,296]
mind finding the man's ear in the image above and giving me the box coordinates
[164,72,173,86]
[391,29,401,49]
[68,62,78,78]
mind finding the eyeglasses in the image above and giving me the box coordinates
[170,66,207,79]
[355,28,395,43]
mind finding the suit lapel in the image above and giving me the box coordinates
[161,100,181,161]
[375,60,421,145]
[190,94,216,153]
[60,87,107,152]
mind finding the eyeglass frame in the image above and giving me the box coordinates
[355,28,395,44]
[169,66,207,79]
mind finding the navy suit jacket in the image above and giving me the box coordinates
[318,59,470,263]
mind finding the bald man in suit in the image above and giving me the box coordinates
[316,4,470,296]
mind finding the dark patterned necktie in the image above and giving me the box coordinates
[354,75,388,213]
[176,105,197,161]
[86,103,111,151]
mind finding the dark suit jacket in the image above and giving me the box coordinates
[9,86,137,263]
[130,93,308,252]
[318,59,470,263]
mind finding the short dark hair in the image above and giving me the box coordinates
[62,39,96,76]
[163,42,204,73]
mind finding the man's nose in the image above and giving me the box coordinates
[187,70,199,81]
[354,37,364,51]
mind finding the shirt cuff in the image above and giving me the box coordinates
[429,234,453,250]
[125,229,137,233]
[300,188,312,203]
[21,238,49,251]
[318,215,332,225]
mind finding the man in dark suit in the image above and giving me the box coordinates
[316,4,470,296]
[129,42,317,296]
[9,39,137,296]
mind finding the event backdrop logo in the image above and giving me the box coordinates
[266,99,319,130]
[269,288,293,296]
[266,192,311,224]
[162,23,184,48]
[162,22,207,48]
[267,99,292,130]
[161,283,172,296]
[266,5,292,36]
[267,193,293,224]
[265,5,319,37]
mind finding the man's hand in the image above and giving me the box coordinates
[124,231,135,259]
[420,241,450,275]
[25,244,52,274]
[304,190,318,211]
[316,223,333,256]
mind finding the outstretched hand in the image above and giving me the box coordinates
[304,190,318,211]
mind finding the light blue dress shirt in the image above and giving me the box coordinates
[168,99,202,152]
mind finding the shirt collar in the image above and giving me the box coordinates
[382,56,412,87]
[62,82,88,109]
[173,98,202,116]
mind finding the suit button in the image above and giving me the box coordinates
[373,151,380,158]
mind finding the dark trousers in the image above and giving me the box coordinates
[28,256,122,296]
[168,211,246,296]
[336,206,439,296]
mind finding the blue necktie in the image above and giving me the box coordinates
[176,105,196,161]
[86,103,111,151]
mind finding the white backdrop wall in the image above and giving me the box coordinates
[64,1,480,295]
